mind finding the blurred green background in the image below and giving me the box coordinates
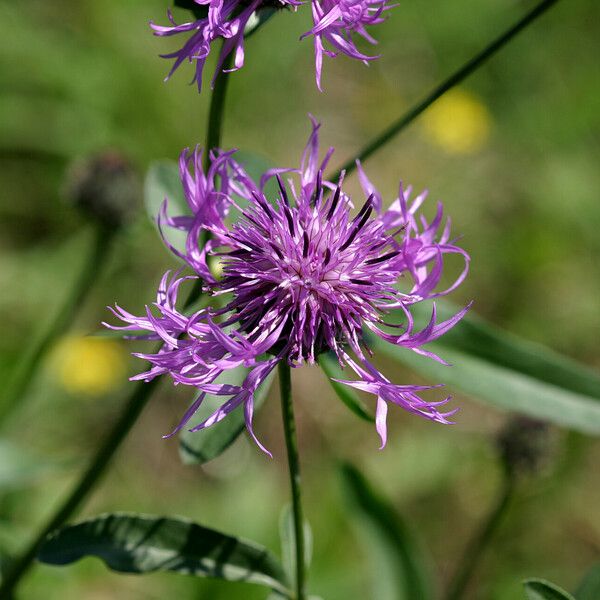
[1,0,599,598]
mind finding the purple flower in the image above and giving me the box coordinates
[151,0,396,91]
[303,0,395,90]
[106,118,470,453]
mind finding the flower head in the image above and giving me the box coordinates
[304,0,395,90]
[106,118,470,453]
[151,0,396,91]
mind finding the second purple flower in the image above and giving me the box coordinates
[151,0,396,91]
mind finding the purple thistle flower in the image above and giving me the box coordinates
[151,0,396,91]
[106,118,470,453]
[151,0,300,92]
[303,0,395,90]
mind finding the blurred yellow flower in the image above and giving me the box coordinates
[422,89,491,154]
[50,335,127,396]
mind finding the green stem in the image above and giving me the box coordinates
[0,224,114,428]
[329,0,560,181]
[0,281,204,600]
[0,55,235,600]
[444,476,515,600]
[278,363,306,600]
[204,44,234,171]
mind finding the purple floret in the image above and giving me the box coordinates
[106,118,470,453]
[151,0,396,91]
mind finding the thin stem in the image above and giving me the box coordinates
[0,224,114,428]
[0,281,203,600]
[278,363,306,600]
[0,54,235,598]
[329,0,560,181]
[444,476,515,600]
[204,44,234,171]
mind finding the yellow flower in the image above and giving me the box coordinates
[50,335,127,396]
[422,89,491,154]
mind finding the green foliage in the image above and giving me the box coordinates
[317,353,374,422]
[373,300,600,434]
[339,463,435,600]
[38,513,291,596]
[523,578,576,600]
[179,368,275,465]
[0,441,62,492]
[174,0,209,20]
[575,564,600,600]
[144,160,189,257]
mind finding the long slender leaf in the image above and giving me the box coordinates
[340,463,435,600]
[179,369,275,465]
[575,564,600,600]
[409,301,600,400]
[523,578,576,600]
[38,513,291,595]
[371,300,600,434]
[318,353,374,422]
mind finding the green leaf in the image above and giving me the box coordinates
[523,578,576,600]
[339,463,435,600]
[317,353,374,422]
[38,513,291,595]
[410,301,600,400]
[575,564,600,600]
[179,368,275,465]
[371,300,600,434]
[279,505,313,591]
[144,160,189,256]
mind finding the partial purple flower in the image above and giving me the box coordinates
[151,0,396,91]
[106,118,470,453]
[151,0,300,92]
[303,0,395,90]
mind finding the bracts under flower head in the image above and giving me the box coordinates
[106,118,470,454]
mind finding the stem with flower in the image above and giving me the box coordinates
[279,363,306,600]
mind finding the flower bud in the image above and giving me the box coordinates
[64,151,140,229]
[496,416,553,478]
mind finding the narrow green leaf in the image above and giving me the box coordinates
[523,578,576,600]
[318,353,374,422]
[371,300,600,435]
[372,335,600,435]
[179,369,275,465]
[144,160,189,256]
[575,564,600,600]
[279,505,313,590]
[409,301,600,400]
[38,513,291,595]
[339,463,435,600]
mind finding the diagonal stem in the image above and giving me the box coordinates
[0,280,203,600]
[329,0,560,181]
[278,363,306,600]
[444,475,515,600]
[0,224,115,428]
[0,42,235,600]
